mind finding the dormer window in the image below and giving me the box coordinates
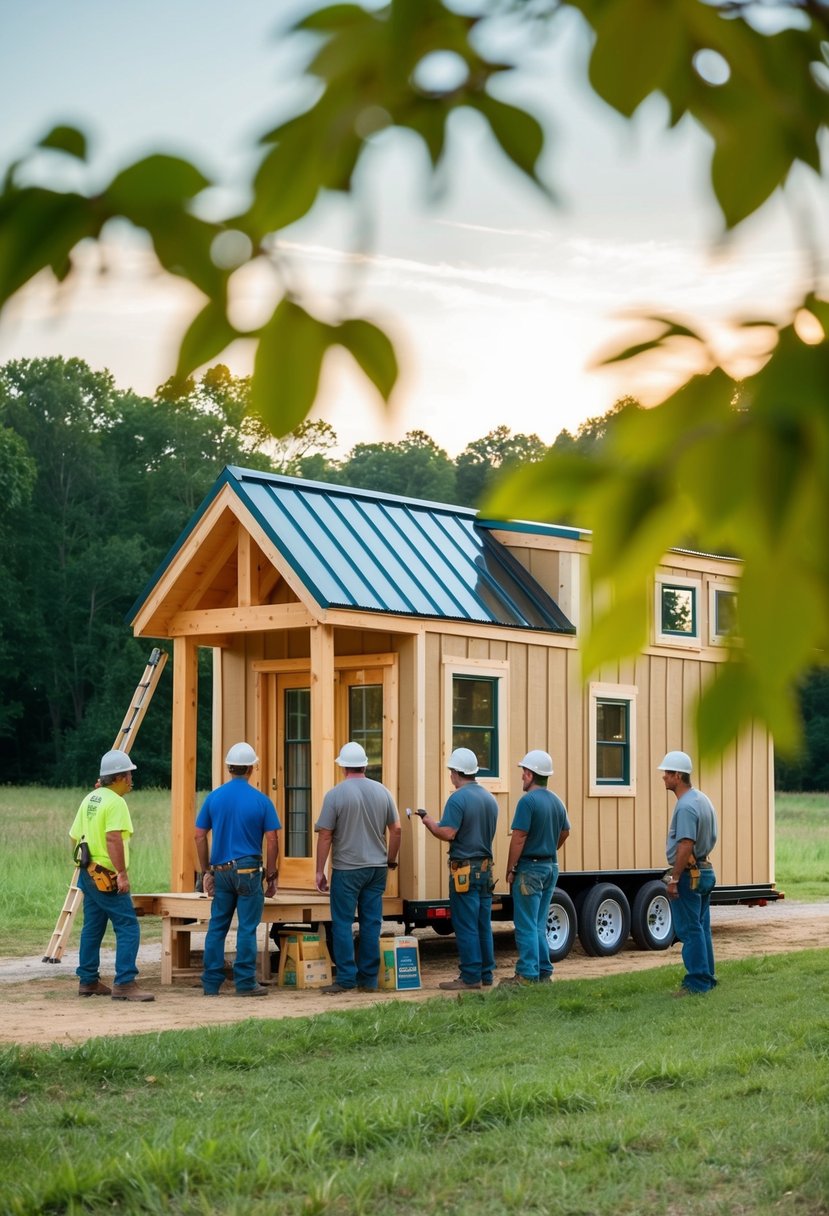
[655,575,701,648]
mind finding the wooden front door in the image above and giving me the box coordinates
[261,657,398,890]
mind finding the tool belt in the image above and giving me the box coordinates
[212,860,262,874]
[87,864,119,894]
[449,857,490,894]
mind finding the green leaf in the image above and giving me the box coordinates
[246,122,323,234]
[250,301,333,436]
[468,94,547,187]
[141,211,226,298]
[0,187,101,306]
[335,318,398,402]
[581,587,650,675]
[38,125,88,161]
[587,0,686,118]
[106,155,210,211]
[297,4,367,33]
[174,298,239,385]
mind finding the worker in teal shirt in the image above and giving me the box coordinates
[502,750,570,986]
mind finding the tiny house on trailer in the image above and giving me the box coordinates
[128,466,778,975]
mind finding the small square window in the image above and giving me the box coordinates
[709,585,739,645]
[655,576,701,647]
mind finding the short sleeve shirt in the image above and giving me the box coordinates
[196,778,281,865]
[439,782,498,860]
[511,788,570,859]
[70,786,133,870]
[315,777,399,869]
[666,787,718,864]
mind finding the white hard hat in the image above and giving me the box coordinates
[447,747,479,775]
[519,749,554,777]
[336,741,369,768]
[225,742,258,767]
[658,750,693,774]
[99,749,137,778]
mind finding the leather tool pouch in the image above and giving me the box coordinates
[74,839,91,868]
[688,865,700,891]
[450,860,471,894]
[88,864,119,894]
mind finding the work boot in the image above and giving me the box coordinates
[497,973,531,988]
[438,977,482,991]
[111,983,155,1002]
[321,982,356,995]
[236,985,269,997]
[78,980,112,997]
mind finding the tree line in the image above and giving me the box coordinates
[0,356,824,790]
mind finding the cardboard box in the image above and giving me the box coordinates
[280,955,332,989]
[379,935,422,991]
[277,932,332,989]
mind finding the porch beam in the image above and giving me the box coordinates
[168,602,316,636]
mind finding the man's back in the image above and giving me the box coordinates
[317,777,397,868]
[196,779,278,863]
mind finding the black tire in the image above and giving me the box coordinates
[431,920,454,937]
[545,888,577,962]
[631,880,674,950]
[577,883,631,957]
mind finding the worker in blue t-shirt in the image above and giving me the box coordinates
[195,742,281,997]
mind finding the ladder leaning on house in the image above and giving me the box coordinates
[41,647,168,964]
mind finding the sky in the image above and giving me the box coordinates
[0,1,818,458]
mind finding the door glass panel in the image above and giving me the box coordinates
[348,684,383,782]
[284,687,311,856]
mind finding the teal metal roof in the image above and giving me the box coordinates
[129,467,576,634]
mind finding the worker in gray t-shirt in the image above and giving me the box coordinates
[315,742,401,994]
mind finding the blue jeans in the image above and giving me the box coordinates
[671,867,717,993]
[202,858,264,993]
[448,860,496,985]
[329,866,387,989]
[512,860,558,981]
[76,867,141,987]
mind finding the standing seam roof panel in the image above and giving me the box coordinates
[127,467,577,633]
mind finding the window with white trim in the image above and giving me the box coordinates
[589,682,637,797]
[443,658,509,790]
[655,575,701,648]
[709,584,739,646]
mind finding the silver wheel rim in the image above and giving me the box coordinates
[646,895,672,944]
[594,898,625,947]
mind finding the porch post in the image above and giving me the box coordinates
[171,635,199,891]
[310,622,335,814]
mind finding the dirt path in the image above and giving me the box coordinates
[1,902,826,1047]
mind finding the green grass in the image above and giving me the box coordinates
[0,786,172,955]
[0,951,827,1215]
[1,788,826,956]
[774,791,829,902]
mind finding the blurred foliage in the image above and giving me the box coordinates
[1,1,828,757]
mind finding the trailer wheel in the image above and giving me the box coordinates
[546,888,577,962]
[631,881,674,950]
[577,883,631,956]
